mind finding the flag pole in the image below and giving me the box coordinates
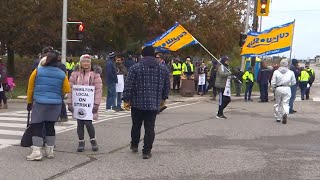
[289,19,296,66]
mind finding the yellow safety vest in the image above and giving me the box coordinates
[242,71,254,83]
[172,63,182,75]
[299,70,310,82]
[182,63,194,73]
[306,68,315,76]
[66,62,75,70]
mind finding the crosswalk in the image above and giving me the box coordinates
[0,104,131,150]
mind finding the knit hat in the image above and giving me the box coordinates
[280,58,289,67]
[109,52,116,59]
[220,56,229,64]
[79,54,91,63]
[142,46,155,57]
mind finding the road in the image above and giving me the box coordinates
[0,64,319,179]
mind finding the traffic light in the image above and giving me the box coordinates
[239,33,247,47]
[257,0,270,16]
[76,23,85,40]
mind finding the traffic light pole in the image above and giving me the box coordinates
[61,0,68,64]
[241,0,252,71]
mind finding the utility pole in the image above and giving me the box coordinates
[240,0,252,71]
[251,0,259,67]
[61,0,68,64]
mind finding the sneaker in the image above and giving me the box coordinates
[44,144,54,159]
[27,146,43,161]
[216,114,227,119]
[289,110,297,114]
[77,140,85,152]
[130,146,138,153]
[90,139,99,151]
[282,114,287,124]
[142,153,152,159]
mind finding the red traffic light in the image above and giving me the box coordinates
[78,23,84,32]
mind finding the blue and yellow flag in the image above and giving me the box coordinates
[144,23,198,52]
[241,21,295,57]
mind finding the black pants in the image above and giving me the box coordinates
[217,88,231,115]
[31,122,55,138]
[0,90,7,104]
[173,75,181,91]
[77,120,95,140]
[306,83,312,99]
[131,107,157,154]
[259,83,269,102]
[244,82,254,100]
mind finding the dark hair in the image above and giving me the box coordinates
[44,52,58,67]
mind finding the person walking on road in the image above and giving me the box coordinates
[242,66,254,102]
[26,52,71,161]
[257,61,271,102]
[67,54,103,152]
[289,59,300,114]
[305,62,315,100]
[0,58,8,109]
[271,59,296,124]
[105,52,118,112]
[298,67,310,100]
[123,46,170,159]
[215,56,232,119]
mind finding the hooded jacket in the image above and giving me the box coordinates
[123,56,170,111]
[271,67,296,90]
[215,63,231,88]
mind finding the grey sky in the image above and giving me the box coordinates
[261,0,320,59]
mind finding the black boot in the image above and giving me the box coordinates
[90,138,99,151]
[77,140,85,152]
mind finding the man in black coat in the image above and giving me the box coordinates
[123,46,170,159]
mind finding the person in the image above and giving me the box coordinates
[305,62,315,100]
[105,52,118,112]
[0,58,8,109]
[124,54,135,70]
[67,54,103,152]
[233,67,243,97]
[182,56,194,79]
[155,53,169,113]
[271,59,296,124]
[123,46,170,159]
[193,62,200,94]
[172,58,182,93]
[289,59,300,114]
[298,67,310,100]
[32,46,53,71]
[26,52,71,161]
[257,61,271,102]
[115,56,127,111]
[215,56,232,119]
[66,58,76,79]
[242,66,254,102]
[198,62,207,96]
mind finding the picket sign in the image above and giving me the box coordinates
[223,77,231,97]
[72,85,95,120]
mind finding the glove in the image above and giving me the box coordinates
[67,103,74,112]
[92,105,99,113]
[27,103,32,111]
[124,102,131,111]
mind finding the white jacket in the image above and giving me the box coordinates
[271,67,296,89]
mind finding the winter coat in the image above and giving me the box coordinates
[67,68,103,120]
[105,58,118,85]
[257,68,271,85]
[123,56,170,111]
[215,64,231,89]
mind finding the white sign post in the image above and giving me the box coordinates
[223,77,231,97]
[72,85,95,120]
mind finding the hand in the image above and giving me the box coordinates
[92,105,99,113]
[67,104,74,112]
[124,102,131,111]
[27,103,32,111]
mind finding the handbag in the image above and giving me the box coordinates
[20,110,33,147]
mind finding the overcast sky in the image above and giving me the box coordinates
[259,0,320,59]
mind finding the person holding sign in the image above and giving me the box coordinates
[215,56,232,119]
[67,54,103,152]
[26,52,71,161]
[123,46,170,159]
[115,56,127,111]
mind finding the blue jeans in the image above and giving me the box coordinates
[106,83,116,109]
[116,92,123,109]
[244,82,253,100]
[289,84,297,112]
[259,83,269,102]
[299,82,308,100]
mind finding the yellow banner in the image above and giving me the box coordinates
[145,23,197,52]
[241,21,295,57]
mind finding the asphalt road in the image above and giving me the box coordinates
[0,64,319,180]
